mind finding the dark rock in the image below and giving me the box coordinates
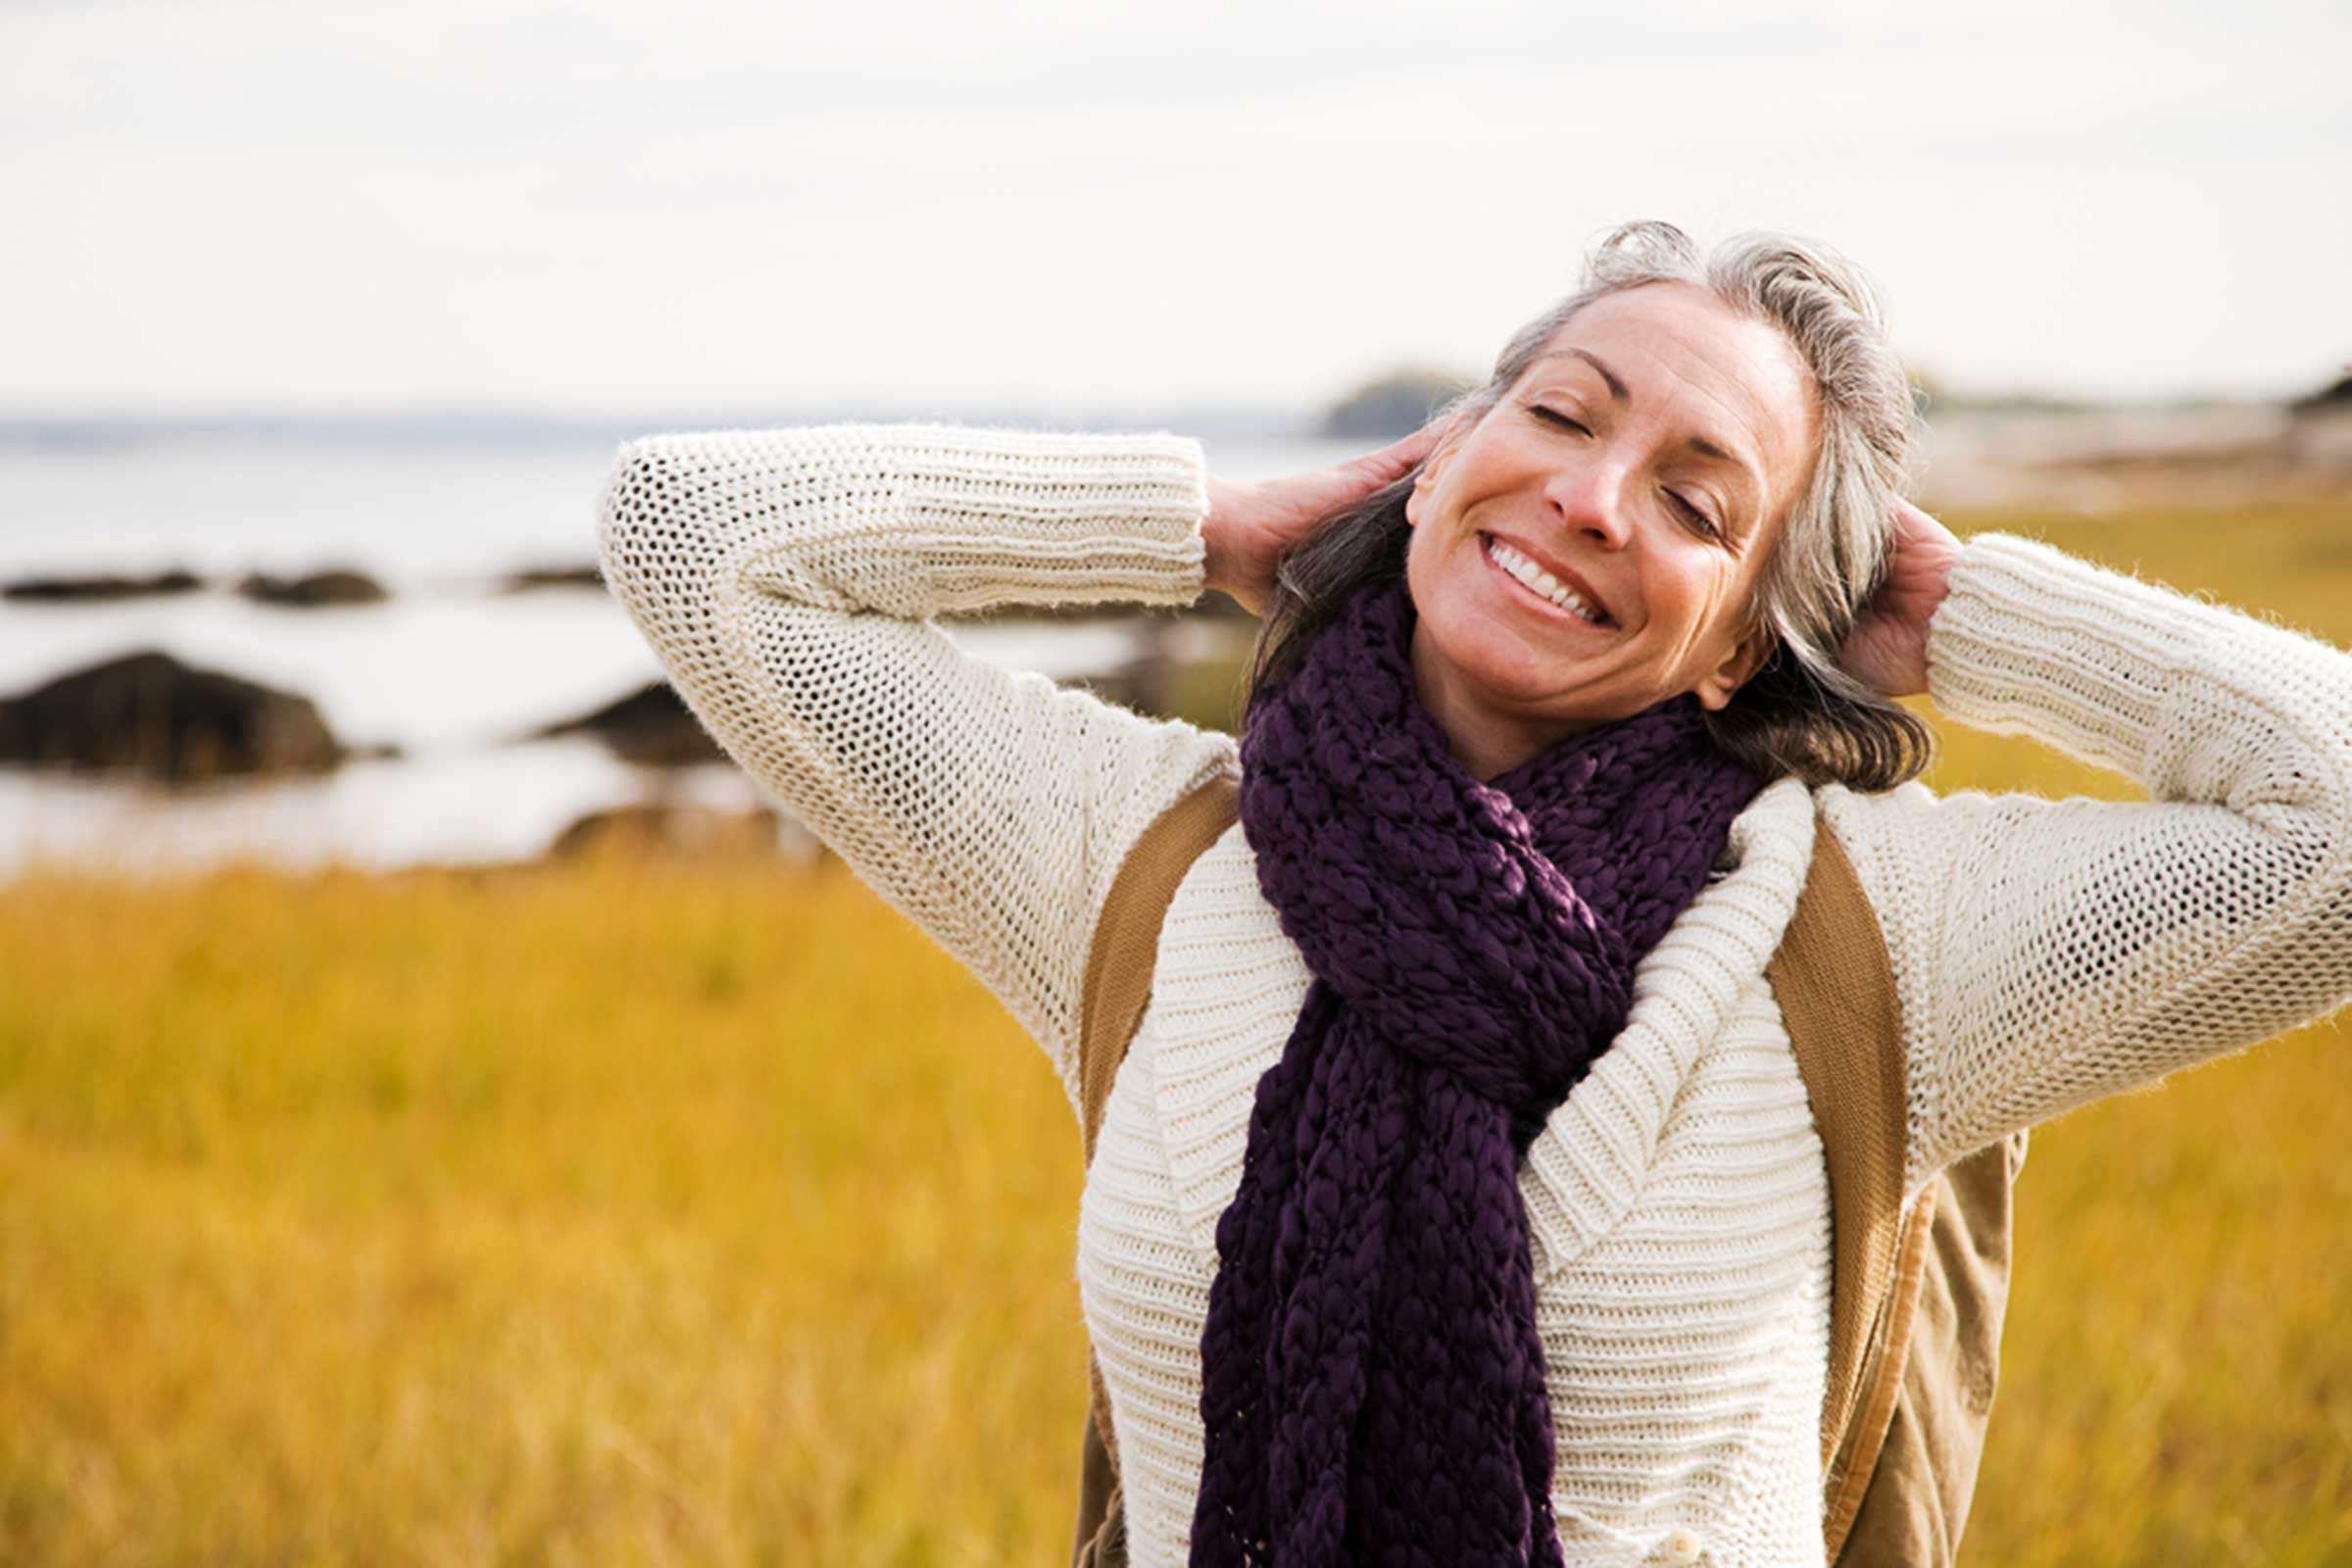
[2290,371,2352,412]
[533,682,724,765]
[3,568,204,603]
[0,649,346,782]
[235,567,389,607]
[500,563,605,592]
[545,803,817,862]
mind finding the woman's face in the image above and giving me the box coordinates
[1402,280,1821,781]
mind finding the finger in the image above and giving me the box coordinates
[1358,416,1449,481]
[1890,497,1938,532]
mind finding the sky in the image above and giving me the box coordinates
[2,0,2346,418]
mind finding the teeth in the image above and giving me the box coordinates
[1486,536,1605,624]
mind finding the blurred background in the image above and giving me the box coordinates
[2,1,2347,1563]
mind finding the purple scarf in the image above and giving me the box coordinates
[1191,573,1765,1566]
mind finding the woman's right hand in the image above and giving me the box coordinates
[1203,419,1448,617]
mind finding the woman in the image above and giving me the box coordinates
[594,221,2352,1567]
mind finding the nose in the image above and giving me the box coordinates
[1544,461,1635,550]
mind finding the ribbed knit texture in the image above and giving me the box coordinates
[596,424,2352,1568]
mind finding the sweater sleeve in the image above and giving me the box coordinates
[1817,531,2352,1194]
[593,422,1242,1112]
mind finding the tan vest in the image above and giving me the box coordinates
[1069,775,2026,1567]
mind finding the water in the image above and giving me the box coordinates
[0,432,1344,879]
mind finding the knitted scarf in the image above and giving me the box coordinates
[1190,572,1766,1566]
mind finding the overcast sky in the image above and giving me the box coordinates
[3,0,2346,417]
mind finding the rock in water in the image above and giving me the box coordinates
[3,568,204,602]
[0,649,347,782]
[499,563,605,593]
[532,682,724,765]
[235,568,389,607]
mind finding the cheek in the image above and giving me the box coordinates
[1658,567,1742,660]
[1403,530,1471,637]
[1407,519,1485,616]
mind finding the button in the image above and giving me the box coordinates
[1659,1529,1702,1565]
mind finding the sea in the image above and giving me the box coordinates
[0,427,1348,880]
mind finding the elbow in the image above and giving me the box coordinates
[593,432,811,656]
[594,425,867,624]
[2240,655,2352,885]
[2289,757,2352,970]
[593,438,671,603]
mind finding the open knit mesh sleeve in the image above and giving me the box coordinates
[594,423,1241,1111]
[1821,532,2352,1194]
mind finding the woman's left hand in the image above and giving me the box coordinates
[1836,498,1963,700]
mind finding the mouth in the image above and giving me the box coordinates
[1479,532,1615,629]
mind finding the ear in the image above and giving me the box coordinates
[1692,620,1777,712]
[1404,414,1471,527]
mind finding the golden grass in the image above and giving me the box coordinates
[1,853,1091,1565]
[3,498,2349,1564]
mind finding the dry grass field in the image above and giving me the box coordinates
[3,500,2349,1565]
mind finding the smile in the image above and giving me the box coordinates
[1481,533,1611,627]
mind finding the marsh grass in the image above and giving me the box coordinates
[2,853,1090,1565]
[2,500,2348,1564]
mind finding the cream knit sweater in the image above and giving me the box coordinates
[595,423,2352,1568]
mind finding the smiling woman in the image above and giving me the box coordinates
[593,218,2352,1568]
[1401,280,1823,779]
[1230,220,1938,792]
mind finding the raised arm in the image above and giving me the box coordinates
[1819,531,2352,1193]
[594,422,1240,1111]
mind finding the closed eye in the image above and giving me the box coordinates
[1668,491,1722,539]
[1529,405,1589,436]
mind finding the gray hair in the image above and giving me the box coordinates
[1242,220,1936,792]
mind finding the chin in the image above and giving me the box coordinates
[1408,534,1640,735]
[1417,600,1600,713]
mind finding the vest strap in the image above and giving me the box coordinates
[1764,811,1913,1478]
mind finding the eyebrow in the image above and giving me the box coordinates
[1554,347,1628,405]
[1533,346,1765,532]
